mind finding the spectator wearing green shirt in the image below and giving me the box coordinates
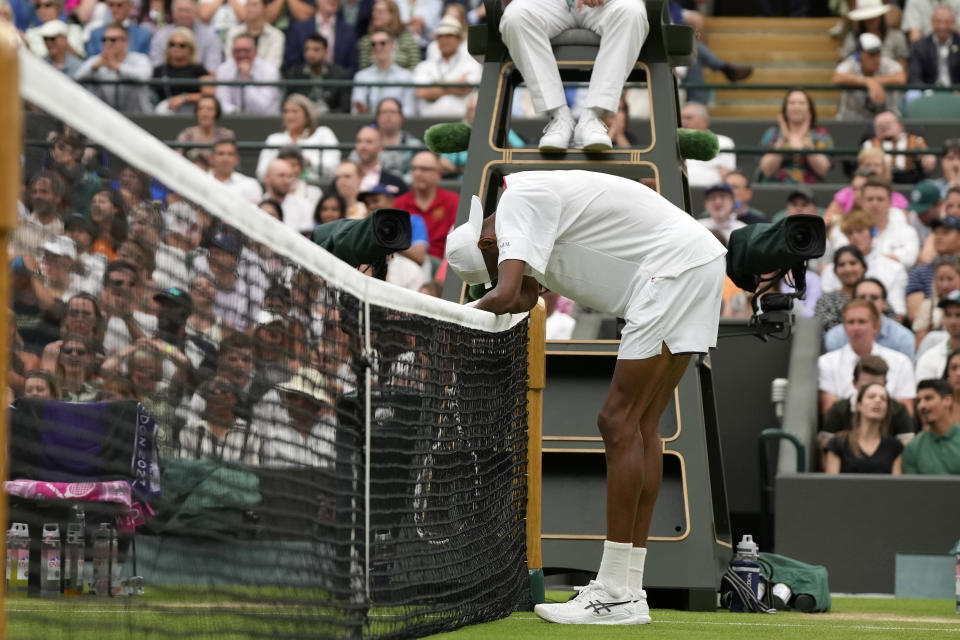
[908,378,960,474]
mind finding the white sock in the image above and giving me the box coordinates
[628,547,647,595]
[549,105,573,121]
[595,540,632,597]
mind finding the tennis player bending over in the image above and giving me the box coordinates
[445,170,727,625]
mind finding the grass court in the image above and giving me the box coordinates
[7,591,959,639]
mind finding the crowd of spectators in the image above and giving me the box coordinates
[6,0,960,476]
[4,0,483,120]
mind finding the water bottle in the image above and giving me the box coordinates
[91,523,111,596]
[729,534,761,612]
[6,523,30,598]
[109,525,121,597]
[40,523,61,598]
[63,525,85,597]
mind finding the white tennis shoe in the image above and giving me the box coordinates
[631,589,653,624]
[533,581,636,625]
[538,111,575,153]
[574,115,612,152]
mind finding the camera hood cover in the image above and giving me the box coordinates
[726,214,826,292]
[312,208,412,268]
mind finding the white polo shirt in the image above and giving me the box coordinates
[495,171,726,321]
[214,170,263,205]
[259,413,336,470]
[818,342,917,400]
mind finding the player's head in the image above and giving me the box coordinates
[446,195,497,285]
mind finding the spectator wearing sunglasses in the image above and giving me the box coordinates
[351,27,414,116]
[100,259,157,356]
[56,333,101,402]
[149,0,223,73]
[151,26,215,114]
[86,0,150,57]
[38,20,82,75]
[25,0,84,58]
[74,22,153,113]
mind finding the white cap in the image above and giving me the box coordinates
[42,235,76,260]
[858,32,883,53]
[37,20,68,39]
[164,201,198,239]
[444,195,491,286]
[255,309,285,326]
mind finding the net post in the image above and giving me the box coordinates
[526,298,546,604]
[0,24,19,627]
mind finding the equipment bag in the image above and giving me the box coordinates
[759,552,832,612]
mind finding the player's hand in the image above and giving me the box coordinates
[576,0,605,11]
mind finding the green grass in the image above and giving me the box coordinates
[424,592,960,640]
[7,591,960,640]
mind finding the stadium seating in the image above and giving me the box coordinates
[905,93,960,120]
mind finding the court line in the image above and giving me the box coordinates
[510,614,960,632]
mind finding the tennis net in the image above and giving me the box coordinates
[7,50,531,640]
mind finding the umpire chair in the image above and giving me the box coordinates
[441,0,733,610]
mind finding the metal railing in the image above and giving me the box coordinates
[21,138,951,157]
[678,83,960,93]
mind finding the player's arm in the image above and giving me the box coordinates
[475,259,539,314]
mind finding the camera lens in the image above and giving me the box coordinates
[783,216,826,258]
[371,209,411,249]
[787,225,811,248]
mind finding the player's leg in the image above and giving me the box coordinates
[625,350,690,624]
[575,0,649,151]
[632,351,690,547]
[533,350,676,625]
[500,0,578,151]
[597,352,680,544]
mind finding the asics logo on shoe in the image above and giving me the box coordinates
[583,599,632,614]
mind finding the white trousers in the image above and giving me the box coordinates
[499,0,649,114]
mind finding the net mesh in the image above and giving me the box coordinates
[8,51,530,640]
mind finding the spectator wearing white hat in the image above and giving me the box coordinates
[259,366,336,469]
[25,0,84,59]
[832,32,907,120]
[20,236,79,315]
[839,0,910,68]
[412,15,481,118]
[39,20,83,76]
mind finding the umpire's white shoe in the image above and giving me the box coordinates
[538,111,575,153]
[533,581,635,624]
[631,589,653,624]
[573,115,612,152]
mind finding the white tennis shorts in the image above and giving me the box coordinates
[618,255,726,360]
